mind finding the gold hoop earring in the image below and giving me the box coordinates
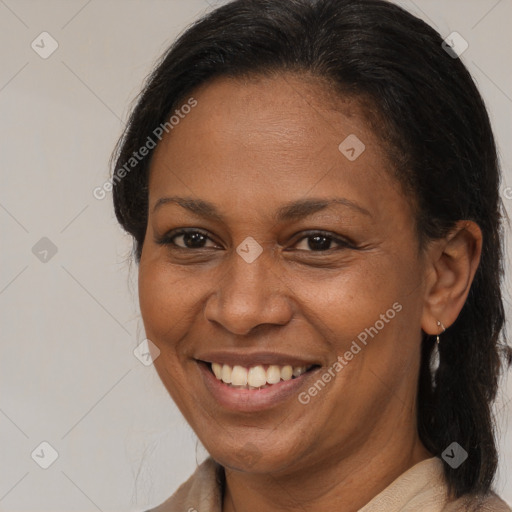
[436,321,446,345]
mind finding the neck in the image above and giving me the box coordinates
[222,428,432,512]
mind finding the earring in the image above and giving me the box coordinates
[436,321,446,345]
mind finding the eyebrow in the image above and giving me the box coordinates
[152,196,371,221]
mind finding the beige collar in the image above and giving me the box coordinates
[149,456,511,512]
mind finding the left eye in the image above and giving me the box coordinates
[293,232,350,252]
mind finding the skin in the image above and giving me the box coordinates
[138,73,482,512]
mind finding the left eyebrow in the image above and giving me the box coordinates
[152,196,371,221]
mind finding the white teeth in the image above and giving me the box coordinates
[211,362,313,388]
[293,366,307,377]
[212,362,223,380]
[221,364,232,384]
[248,366,267,388]
[231,365,248,386]
[281,365,293,381]
[266,365,281,384]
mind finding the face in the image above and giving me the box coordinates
[139,73,430,476]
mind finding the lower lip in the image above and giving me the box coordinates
[197,361,320,412]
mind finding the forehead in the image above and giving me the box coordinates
[147,73,407,224]
[173,73,372,146]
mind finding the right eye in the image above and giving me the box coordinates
[156,229,220,250]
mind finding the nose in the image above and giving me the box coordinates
[203,248,294,336]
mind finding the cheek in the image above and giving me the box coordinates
[137,260,203,406]
[138,259,199,345]
[138,238,423,357]
[296,256,424,393]
[287,256,413,339]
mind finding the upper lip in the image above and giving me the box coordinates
[195,350,321,368]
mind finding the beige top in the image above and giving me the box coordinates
[148,456,511,512]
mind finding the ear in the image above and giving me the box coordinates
[421,220,483,336]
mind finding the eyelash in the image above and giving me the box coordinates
[156,228,355,252]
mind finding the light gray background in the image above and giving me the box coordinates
[1,0,511,510]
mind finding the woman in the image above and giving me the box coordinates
[111,0,512,510]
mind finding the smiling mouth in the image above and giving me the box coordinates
[203,361,320,389]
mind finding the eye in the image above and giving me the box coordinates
[292,231,353,252]
[156,229,219,249]
[157,229,354,252]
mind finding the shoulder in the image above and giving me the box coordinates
[359,456,511,512]
[145,457,224,512]
[442,492,512,512]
